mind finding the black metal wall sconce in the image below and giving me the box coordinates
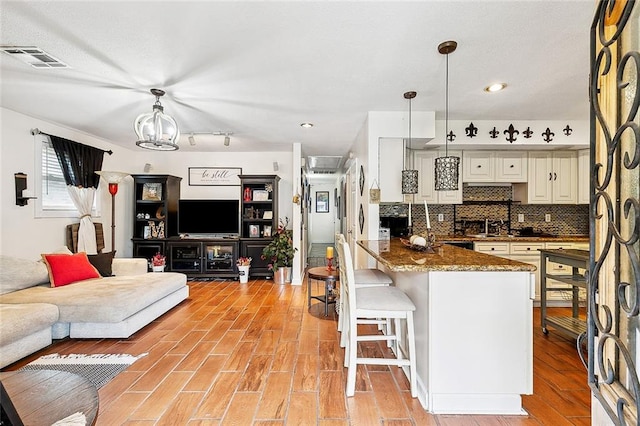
[15,172,37,206]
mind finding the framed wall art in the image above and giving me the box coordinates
[316,191,329,213]
[142,183,162,201]
[252,190,269,201]
[188,167,242,186]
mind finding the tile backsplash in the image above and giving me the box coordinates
[380,185,589,236]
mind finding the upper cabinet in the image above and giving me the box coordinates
[414,150,462,204]
[462,151,494,182]
[578,149,590,204]
[462,151,527,183]
[378,138,405,203]
[514,151,577,204]
[495,152,528,182]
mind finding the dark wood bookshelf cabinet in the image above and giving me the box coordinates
[239,175,280,278]
[131,174,181,269]
[131,174,181,240]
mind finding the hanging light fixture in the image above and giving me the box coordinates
[434,41,461,191]
[401,91,419,195]
[135,88,180,151]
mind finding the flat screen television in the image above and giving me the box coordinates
[178,199,239,237]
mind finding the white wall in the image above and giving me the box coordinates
[308,181,336,244]
[0,108,139,260]
[1,108,295,263]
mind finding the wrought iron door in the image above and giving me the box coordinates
[589,1,639,424]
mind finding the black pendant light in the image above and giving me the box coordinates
[434,41,461,191]
[401,91,419,195]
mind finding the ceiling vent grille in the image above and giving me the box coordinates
[306,156,343,173]
[0,46,69,69]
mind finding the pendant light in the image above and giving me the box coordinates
[434,41,460,191]
[401,91,419,195]
[135,89,180,151]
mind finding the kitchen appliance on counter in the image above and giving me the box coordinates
[380,216,409,237]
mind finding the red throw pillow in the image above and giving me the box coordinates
[41,252,100,287]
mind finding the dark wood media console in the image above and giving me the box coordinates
[131,174,280,279]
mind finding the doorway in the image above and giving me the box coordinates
[307,178,338,268]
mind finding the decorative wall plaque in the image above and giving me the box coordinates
[188,167,242,186]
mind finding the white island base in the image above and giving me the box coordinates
[385,269,534,415]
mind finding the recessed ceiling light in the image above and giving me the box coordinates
[484,83,507,93]
[300,122,314,128]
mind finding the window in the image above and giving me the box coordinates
[35,137,99,218]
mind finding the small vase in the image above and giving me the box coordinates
[238,265,250,283]
[152,265,165,273]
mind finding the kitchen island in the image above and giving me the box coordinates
[357,239,536,415]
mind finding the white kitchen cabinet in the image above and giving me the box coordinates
[474,240,588,302]
[495,151,527,182]
[378,138,404,203]
[463,151,494,182]
[414,150,462,204]
[514,151,577,204]
[552,152,578,203]
[578,149,590,204]
[473,241,510,257]
[462,151,527,183]
[510,242,545,301]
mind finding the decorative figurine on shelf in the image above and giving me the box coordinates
[243,187,252,201]
[326,246,334,271]
[151,252,166,272]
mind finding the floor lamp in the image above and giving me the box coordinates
[96,171,130,252]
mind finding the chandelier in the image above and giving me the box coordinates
[134,89,180,151]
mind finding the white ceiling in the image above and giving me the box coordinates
[0,1,594,161]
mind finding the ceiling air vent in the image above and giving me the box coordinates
[0,46,69,69]
[306,156,343,174]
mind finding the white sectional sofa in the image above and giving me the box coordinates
[0,255,189,368]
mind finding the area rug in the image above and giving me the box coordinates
[19,353,147,389]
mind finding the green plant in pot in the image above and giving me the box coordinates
[261,217,297,283]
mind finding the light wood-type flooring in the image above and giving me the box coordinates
[4,278,591,425]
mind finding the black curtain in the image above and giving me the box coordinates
[48,135,107,188]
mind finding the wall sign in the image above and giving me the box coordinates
[188,167,242,186]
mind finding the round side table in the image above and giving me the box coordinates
[307,266,340,316]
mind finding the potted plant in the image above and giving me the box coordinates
[151,252,166,272]
[261,217,297,284]
[236,256,252,283]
